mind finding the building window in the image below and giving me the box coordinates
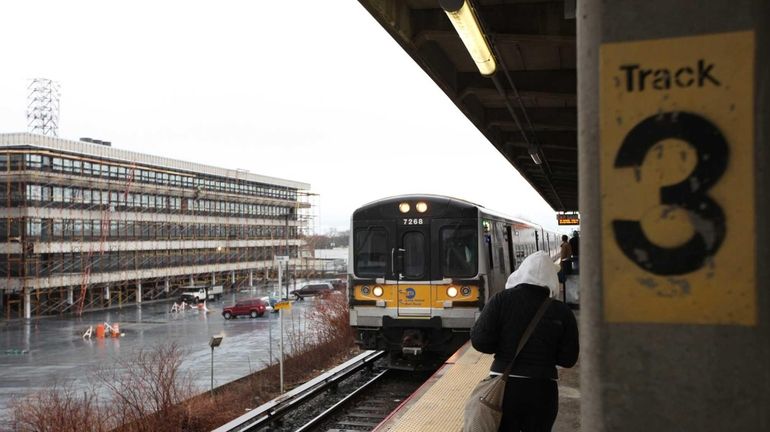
[26,218,42,237]
[26,184,42,201]
[25,154,43,169]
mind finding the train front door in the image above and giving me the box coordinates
[394,219,431,317]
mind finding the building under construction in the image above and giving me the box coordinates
[0,133,310,319]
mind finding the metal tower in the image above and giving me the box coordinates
[26,78,60,137]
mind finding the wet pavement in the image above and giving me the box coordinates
[0,282,324,422]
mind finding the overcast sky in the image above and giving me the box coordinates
[0,1,560,234]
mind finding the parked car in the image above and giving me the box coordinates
[222,298,266,319]
[290,282,334,300]
[258,295,282,313]
[326,279,347,291]
[180,285,223,303]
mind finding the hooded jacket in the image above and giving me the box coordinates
[471,251,579,379]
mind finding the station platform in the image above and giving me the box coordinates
[374,340,581,432]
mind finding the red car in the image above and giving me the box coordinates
[222,298,266,319]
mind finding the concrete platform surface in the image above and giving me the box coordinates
[375,326,581,431]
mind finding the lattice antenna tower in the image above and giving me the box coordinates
[27,78,61,137]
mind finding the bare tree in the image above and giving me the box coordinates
[96,343,197,431]
[11,382,112,432]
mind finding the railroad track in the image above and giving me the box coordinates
[213,350,432,432]
[213,350,385,432]
[297,368,429,432]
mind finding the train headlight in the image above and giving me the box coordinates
[398,202,410,213]
[373,286,384,297]
[416,202,428,213]
[361,285,370,295]
[461,286,471,296]
[447,286,458,298]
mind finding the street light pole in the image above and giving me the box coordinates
[285,213,289,300]
[279,307,284,394]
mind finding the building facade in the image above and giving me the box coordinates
[0,133,310,319]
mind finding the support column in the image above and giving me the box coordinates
[164,279,170,293]
[67,286,74,305]
[249,270,254,287]
[189,275,194,286]
[231,270,235,286]
[211,272,216,286]
[104,285,110,302]
[136,281,142,304]
[24,289,31,320]
[579,1,770,430]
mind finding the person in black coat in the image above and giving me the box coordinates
[471,251,579,432]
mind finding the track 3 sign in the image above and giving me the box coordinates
[600,31,756,325]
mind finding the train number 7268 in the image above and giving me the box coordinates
[402,218,425,225]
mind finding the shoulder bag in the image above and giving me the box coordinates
[462,298,553,432]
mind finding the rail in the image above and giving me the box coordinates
[211,349,385,432]
[294,369,390,432]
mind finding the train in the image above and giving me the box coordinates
[348,194,562,369]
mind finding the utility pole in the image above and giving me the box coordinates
[285,212,290,299]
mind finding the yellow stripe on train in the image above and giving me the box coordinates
[353,284,479,308]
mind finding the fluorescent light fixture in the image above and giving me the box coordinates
[440,0,497,76]
[529,144,543,165]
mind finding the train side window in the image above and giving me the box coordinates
[440,226,477,278]
[354,227,388,277]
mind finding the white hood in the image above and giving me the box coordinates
[504,251,560,298]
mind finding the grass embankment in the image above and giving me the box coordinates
[11,294,357,432]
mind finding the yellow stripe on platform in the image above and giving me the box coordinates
[390,347,493,432]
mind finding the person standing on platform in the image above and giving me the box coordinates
[558,235,572,299]
[560,235,572,266]
[568,231,579,258]
[568,231,579,272]
[471,251,579,432]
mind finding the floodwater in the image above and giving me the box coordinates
[0,281,326,423]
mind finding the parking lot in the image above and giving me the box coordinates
[0,282,325,421]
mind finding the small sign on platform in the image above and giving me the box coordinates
[600,30,756,325]
[274,301,291,311]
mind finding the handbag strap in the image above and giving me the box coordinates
[501,297,553,378]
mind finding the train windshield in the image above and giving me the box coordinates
[440,225,477,277]
[354,227,388,277]
[402,231,426,279]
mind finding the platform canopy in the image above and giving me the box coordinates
[358,0,577,211]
